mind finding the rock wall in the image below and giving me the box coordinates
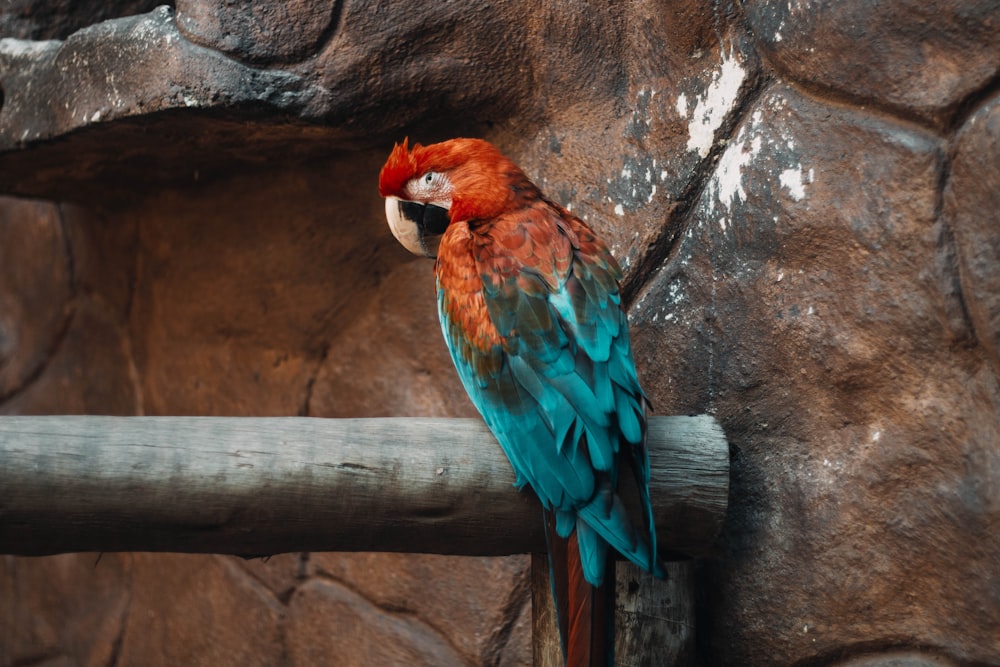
[0,1,998,665]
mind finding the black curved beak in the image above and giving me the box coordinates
[384,197,450,258]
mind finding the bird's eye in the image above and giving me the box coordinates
[404,170,450,203]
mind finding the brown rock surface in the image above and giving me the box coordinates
[309,553,530,665]
[946,95,1000,373]
[175,0,341,65]
[1,1,998,666]
[0,298,138,415]
[284,577,467,667]
[114,554,285,667]
[0,0,161,40]
[0,199,140,415]
[629,81,1000,664]
[0,553,130,667]
[634,86,1000,664]
[310,258,479,419]
[743,0,1000,126]
[128,159,395,416]
[0,9,333,157]
[0,198,72,403]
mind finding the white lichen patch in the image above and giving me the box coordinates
[684,50,747,159]
[667,279,684,303]
[779,166,806,201]
[781,164,816,202]
[707,129,762,214]
[700,88,817,224]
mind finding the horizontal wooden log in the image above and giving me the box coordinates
[0,416,728,557]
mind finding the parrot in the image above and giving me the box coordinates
[378,137,664,666]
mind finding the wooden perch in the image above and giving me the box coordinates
[0,416,728,557]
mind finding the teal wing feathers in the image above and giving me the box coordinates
[438,203,662,585]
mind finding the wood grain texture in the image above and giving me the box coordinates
[532,558,697,667]
[532,552,565,667]
[0,415,728,557]
[614,561,696,666]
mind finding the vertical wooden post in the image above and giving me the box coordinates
[531,558,696,666]
[615,561,695,665]
[532,553,564,667]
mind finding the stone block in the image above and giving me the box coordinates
[744,0,1000,126]
[946,93,1000,373]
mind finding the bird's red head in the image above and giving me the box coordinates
[378,137,536,257]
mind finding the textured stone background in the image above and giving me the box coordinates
[1,1,998,665]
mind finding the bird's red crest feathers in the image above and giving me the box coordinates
[378,137,420,198]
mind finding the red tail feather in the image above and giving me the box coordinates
[545,512,615,667]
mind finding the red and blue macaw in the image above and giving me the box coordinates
[379,137,664,666]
